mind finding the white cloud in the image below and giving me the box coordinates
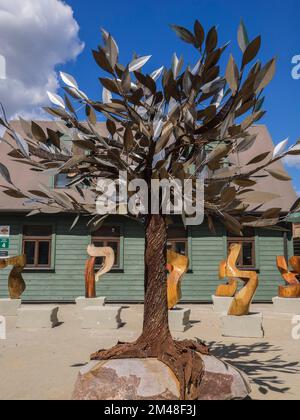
[0,0,84,120]
[284,155,300,170]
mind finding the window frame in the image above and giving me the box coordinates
[91,225,124,272]
[167,238,189,255]
[21,223,56,272]
[22,225,53,269]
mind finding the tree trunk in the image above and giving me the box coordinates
[141,214,170,343]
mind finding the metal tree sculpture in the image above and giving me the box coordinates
[1,20,300,399]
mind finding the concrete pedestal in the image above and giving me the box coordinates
[16,306,59,329]
[272,297,300,314]
[168,308,191,332]
[75,297,106,311]
[0,299,21,316]
[81,306,122,330]
[221,313,264,338]
[212,296,234,314]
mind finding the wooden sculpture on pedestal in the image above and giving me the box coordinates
[166,250,189,310]
[215,251,239,298]
[85,245,115,299]
[218,243,259,316]
[276,256,300,298]
[0,255,26,299]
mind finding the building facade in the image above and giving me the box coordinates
[0,213,294,303]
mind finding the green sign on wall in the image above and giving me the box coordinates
[0,238,10,249]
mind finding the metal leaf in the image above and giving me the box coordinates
[60,72,79,90]
[86,105,97,125]
[194,20,205,49]
[0,162,13,184]
[121,66,131,92]
[226,55,239,95]
[92,49,114,75]
[246,151,270,165]
[255,59,276,93]
[150,66,164,81]
[170,25,195,45]
[102,87,112,104]
[2,189,27,198]
[266,169,292,181]
[47,91,65,109]
[13,131,30,158]
[107,34,119,68]
[242,36,261,67]
[129,55,152,72]
[238,20,249,53]
[206,26,218,52]
[31,122,47,143]
[70,214,80,231]
[236,134,257,152]
[262,208,281,219]
[273,138,289,158]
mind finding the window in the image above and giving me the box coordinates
[227,228,255,269]
[92,226,121,269]
[22,226,52,269]
[167,226,188,256]
[54,173,69,189]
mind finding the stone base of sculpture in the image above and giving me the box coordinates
[0,298,21,316]
[72,355,251,400]
[16,306,59,329]
[221,313,264,338]
[212,296,234,314]
[168,308,191,332]
[81,306,122,330]
[272,297,300,314]
[75,297,106,311]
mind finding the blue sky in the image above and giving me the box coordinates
[61,0,300,192]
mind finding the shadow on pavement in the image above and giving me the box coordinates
[201,340,300,396]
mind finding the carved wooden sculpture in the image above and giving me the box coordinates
[85,245,115,299]
[288,257,300,279]
[224,244,259,316]
[166,250,189,310]
[0,255,26,299]
[216,253,239,298]
[276,256,300,298]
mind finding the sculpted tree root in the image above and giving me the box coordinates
[91,336,209,400]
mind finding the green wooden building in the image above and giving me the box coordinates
[0,123,297,303]
[0,213,295,302]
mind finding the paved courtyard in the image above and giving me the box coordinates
[0,303,299,400]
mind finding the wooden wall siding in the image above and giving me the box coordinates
[181,222,225,301]
[256,229,292,301]
[0,214,292,302]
